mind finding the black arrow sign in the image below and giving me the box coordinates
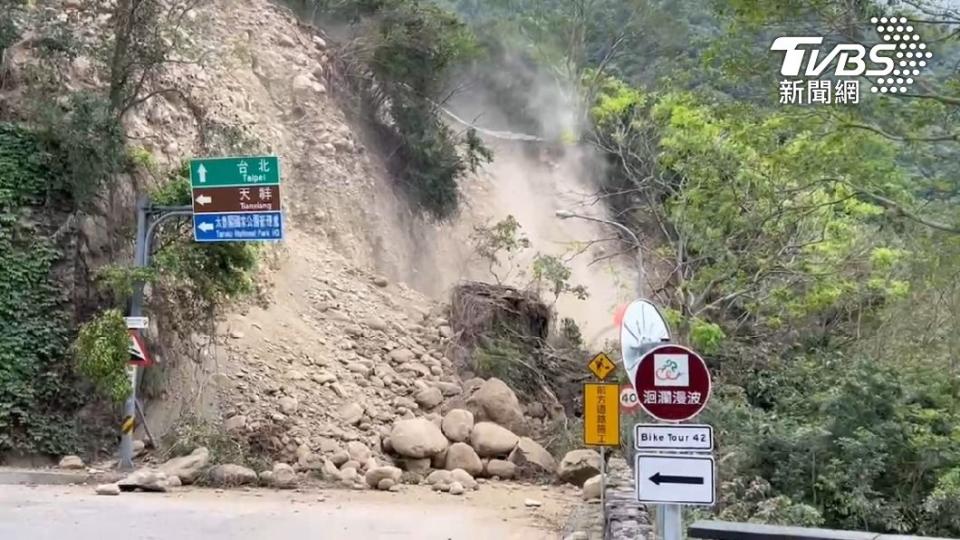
[649,472,704,486]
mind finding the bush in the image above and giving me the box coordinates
[73,309,131,403]
[704,354,960,536]
[149,168,259,308]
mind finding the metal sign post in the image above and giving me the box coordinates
[620,299,717,540]
[119,156,285,470]
[583,352,620,530]
[119,198,192,470]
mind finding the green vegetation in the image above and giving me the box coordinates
[73,309,131,403]
[3,1,960,535]
[427,0,960,535]
[0,1,255,458]
[292,0,492,219]
[149,168,259,310]
[0,124,79,454]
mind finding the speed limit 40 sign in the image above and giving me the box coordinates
[620,384,641,413]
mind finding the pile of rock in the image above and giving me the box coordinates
[94,446,302,495]
[374,405,556,492]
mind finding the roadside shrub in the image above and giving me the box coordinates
[73,309,131,403]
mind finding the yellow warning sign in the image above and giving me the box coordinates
[583,383,620,446]
[121,416,135,434]
[587,352,616,380]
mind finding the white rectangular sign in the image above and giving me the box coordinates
[124,317,149,329]
[635,453,715,505]
[634,424,713,451]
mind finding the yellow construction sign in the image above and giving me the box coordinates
[587,352,616,380]
[583,382,620,446]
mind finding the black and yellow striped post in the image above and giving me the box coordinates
[121,415,135,436]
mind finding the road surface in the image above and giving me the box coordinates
[0,482,575,540]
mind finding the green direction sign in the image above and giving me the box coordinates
[190,156,280,188]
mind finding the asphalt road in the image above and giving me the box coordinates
[0,483,568,540]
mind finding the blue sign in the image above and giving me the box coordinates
[193,212,283,242]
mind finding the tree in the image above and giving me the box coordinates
[106,0,202,117]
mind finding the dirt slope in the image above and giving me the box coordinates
[104,0,641,448]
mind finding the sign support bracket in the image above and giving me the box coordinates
[119,197,192,471]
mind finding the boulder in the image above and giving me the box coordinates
[434,381,462,397]
[449,481,464,495]
[558,450,601,486]
[389,418,448,458]
[208,464,258,486]
[292,72,325,101]
[346,441,371,463]
[278,396,299,414]
[400,470,424,485]
[508,437,557,476]
[450,468,478,490]
[415,387,443,409]
[444,442,483,476]
[339,467,359,484]
[469,422,519,457]
[320,459,339,481]
[441,409,474,442]
[95,483,120,496]
[377,478,396,490]
[582,474,602,500]
[364,466,402,489]
[271,462,297,488]
[298,448,324,470]
[388,348,415,364]
[399,457,432,474]
[339,402,364,425]
[319,437,341,454]
[59,455,84,469]
[158,447,209,484]
[329,449,350,466]
[465,378,525,433]
[364,316,388,331]
[431,447,447,469]
[118,469,169,492]
[426,469,453,491]
[224,415,247,433]
[485,459,516,479]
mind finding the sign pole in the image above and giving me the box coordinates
[600,445,606,526]
[118,197,148,471]
[118,198,192,470]
[662,503,682,540]
[584,352,619,536]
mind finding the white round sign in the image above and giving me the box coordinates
[620,385,641,413]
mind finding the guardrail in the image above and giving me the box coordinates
[688,520,958,540]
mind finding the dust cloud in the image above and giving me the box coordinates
[364,64,646,350]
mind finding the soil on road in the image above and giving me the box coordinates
[0,481,579,540]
